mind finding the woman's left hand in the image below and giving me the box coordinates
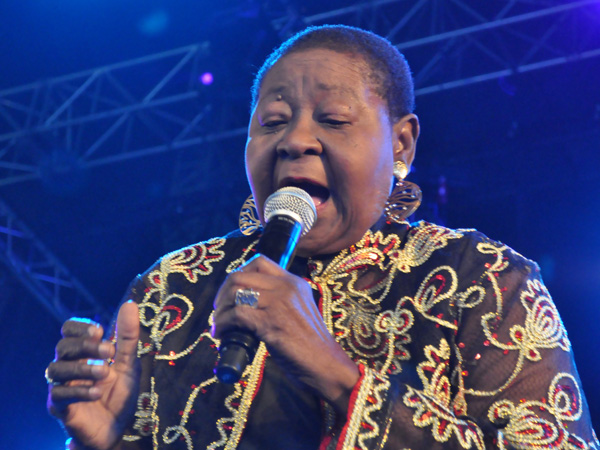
[212,254,360,415]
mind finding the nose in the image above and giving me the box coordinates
[276,116,322,158]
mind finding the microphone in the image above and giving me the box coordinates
[215,186,317,384]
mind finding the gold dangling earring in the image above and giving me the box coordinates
[384,161,422,224]
[239,194,261,236]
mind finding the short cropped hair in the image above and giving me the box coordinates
[251,24,415,120]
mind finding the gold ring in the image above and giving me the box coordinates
[234,288,260,308]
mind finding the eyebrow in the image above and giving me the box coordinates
[315,82,355,94]
[261,82,357,101]
[260,85,287,98]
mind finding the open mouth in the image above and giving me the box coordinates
[279,178,330,207]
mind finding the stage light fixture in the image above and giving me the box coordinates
[200,72,214,85]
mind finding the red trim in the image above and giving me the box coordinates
[236,349,268,443]
[318,435,332,450]
[251,349,268,402]
[334,363,366,450]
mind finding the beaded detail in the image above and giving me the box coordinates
[121,222,598,449]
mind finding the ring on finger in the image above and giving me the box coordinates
[45,367,62,387]
[234,288,260,308]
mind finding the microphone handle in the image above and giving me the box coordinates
[255,215,301,269]
[215,217,302,384]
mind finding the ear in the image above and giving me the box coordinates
[392,113,419,172]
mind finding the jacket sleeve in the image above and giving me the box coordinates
[323,246,598,449]
[115,269,160,450]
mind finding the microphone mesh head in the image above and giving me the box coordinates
[263,187,317,236]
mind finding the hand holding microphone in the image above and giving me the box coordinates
[215,187,317,384]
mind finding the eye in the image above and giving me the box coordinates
[260,118,287,133]
[318,112,351,128]
[322,118,350,128]
[263,120,287,127]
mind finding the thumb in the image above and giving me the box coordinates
[113,300,140,368]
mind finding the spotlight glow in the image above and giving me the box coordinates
[138,10,169,36]
[200,72,214,85]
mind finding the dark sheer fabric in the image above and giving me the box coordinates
[118,221,598,449]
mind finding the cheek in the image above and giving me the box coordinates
[354,151,394,194]
[347,155,394,219]
[245,139,274,218]
[246,137,267,178]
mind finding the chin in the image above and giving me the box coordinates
[296,241,322,258]
[297,233,355,258]
[297,236,331,258]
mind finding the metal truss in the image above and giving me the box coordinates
[0,1,597,187]
[0,43,220,187]
[0,0,599,323]
[272,0,600,94]
[0,197,110,323]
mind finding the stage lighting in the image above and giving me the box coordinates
[138,9,169,36]
[200,72,214,86]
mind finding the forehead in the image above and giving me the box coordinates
[259,49,373,99]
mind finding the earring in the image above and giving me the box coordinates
[384,161,422,224]
[239,194,261,236]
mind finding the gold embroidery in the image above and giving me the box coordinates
[130,377,160,447]
[157,314,218,361]
[512,278,571,361]
[488,373,591,449]
[208,344,268,450]
[341,367,391,450]
[162,239,226,283]
[392,224,464,273]
[410,266,459,329]
[128,223,598,449]
[137,240,225,356]
[225,240,259,273]
[404,384,486,449]
[406,385,487,449]
[474,275,571,397]
[133,238,231,449]
[374,298,414,374]
[418,339,453,406]
[162,377,218,447]
[226,344,268,449]
[404,340,485,449]
[310,222,462,376]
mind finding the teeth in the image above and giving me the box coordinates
[311,195,327,207]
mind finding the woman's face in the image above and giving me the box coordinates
[246,48,416,257]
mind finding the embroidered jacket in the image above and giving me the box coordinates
[119,221,599,449]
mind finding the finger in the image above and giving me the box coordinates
[212,306,260,340]
[222,268,284,295]
[48,383,102,417]
[113,300,140,368]
[240,254,287,276]
[213,274,268,312]
[61,318,103,340]
[47,359,109,384]
[213,265,297,314]
[55,337,115,361]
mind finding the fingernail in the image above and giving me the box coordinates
[87,359,104,366]
[87,359,105,375]
[89,386,101,398]
[87,325,101,337]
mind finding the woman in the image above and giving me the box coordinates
[46,25,598,449]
